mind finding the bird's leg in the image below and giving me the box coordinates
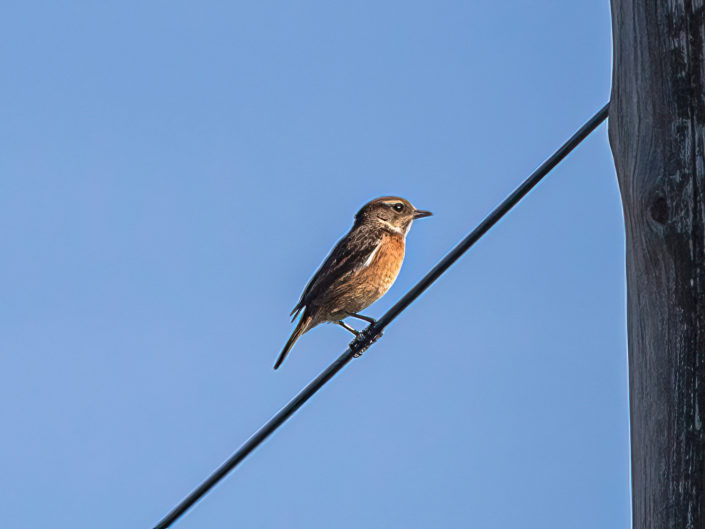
[337,320,360,336]
[345,312,377,324]
[344,314,383,358]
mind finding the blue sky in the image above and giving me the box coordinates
[1,2,628,528]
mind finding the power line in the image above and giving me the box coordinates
[153,102,610,529]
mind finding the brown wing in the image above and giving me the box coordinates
[290,226,381,320]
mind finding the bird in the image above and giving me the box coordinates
[274,196,432,369]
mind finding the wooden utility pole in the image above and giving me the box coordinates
[609,1,705,527]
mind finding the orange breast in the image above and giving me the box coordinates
[368,234,405,297]
[322,233,407,319]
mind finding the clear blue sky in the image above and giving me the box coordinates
[1,2,628,528]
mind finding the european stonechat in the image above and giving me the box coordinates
[274,196,432,369]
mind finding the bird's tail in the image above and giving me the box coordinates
[274,313,313,370]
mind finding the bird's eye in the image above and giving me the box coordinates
[393,203,404,212]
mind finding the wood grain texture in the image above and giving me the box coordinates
[609,1,705,527]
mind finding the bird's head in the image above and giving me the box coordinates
[354,196,432,236]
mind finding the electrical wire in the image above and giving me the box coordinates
[153,102,610,529]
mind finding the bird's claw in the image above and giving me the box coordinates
[350,327,383,358]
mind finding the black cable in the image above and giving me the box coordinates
[153,102,609,529]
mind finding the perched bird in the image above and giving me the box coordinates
[274,196,432,369]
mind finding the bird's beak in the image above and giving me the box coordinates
[413,209,433,219]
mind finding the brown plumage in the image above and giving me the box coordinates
[274,196,432,369]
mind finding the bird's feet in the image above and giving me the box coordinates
[350,326,383,358]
